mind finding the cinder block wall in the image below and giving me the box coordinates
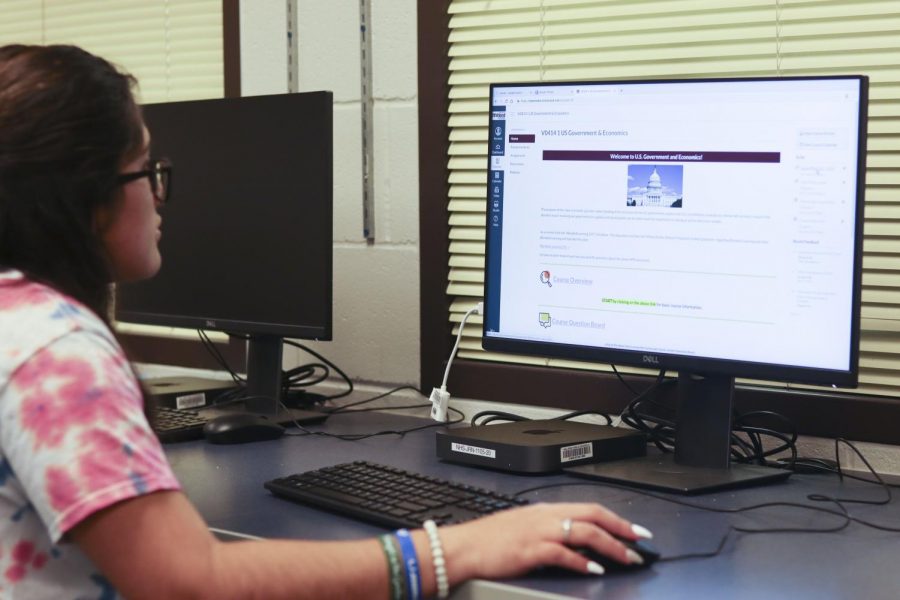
[240,1,420,387]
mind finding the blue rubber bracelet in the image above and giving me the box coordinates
[394,529,423,600]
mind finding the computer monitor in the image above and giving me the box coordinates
[116,92,333,417]
[482,76,867,493]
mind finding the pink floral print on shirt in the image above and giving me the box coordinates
[16,345,135,450]
[0,272,181,596]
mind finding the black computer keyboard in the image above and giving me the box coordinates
[264,460,529,529]
[152,406,209,443]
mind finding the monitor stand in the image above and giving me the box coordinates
[239,334,329,426]
[564,373,790,494]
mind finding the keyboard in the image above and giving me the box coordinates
[264,460,529,529]
[152,406,209,443]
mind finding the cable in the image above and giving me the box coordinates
[610,364,641,396]
[283,388,467,440]
[336,403,440,414]
[470,410,530,426]
[553,410,613,426]
[730,411,798,465]
[196,331,355,410]
[193,333,447,440]
[512,437,900,564]
[283,339,354,401]
[615,369,800,466]
[327,385,425,414]
[656,529,733,563]
[278,386,468,440]
[469,409,613,427]
[283,363,329,388]
[826,438,893,506]
[441,304,481,390]
[619,371,677,453]
[197,330,245,385]
[311,406,465,441]
[430,302,483,422]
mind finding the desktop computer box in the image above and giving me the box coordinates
[146,376,236,410]
[436,420,647,474]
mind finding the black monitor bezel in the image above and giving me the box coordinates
[482,75,867,389]
[115,91,334,342]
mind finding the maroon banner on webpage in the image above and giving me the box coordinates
[543,150,780,163]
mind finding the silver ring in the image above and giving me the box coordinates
[561,518,573,543]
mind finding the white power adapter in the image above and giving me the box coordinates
[431,302,482,422]
[429,387,451,422]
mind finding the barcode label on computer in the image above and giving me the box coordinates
[560,443,593,463]
[451,442,496,459]
[175,392,206,410]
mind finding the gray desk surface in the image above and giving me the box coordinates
[165,409,900,600]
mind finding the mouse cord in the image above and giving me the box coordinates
[514,440,899,562]
[326,385,427,414]
[282,399,466,441]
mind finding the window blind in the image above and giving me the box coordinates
[0,1,224,343]
[0,0,223,103]
[446,0,900,397]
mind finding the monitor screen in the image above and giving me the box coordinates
[482,76,867,492]
[116,92,333,414]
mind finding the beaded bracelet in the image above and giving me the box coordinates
[394,529,423,600]
[423,520,449,599]
[379,534,407,600]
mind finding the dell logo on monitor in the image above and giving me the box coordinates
[642,354,660,365]
[205,320,217,328]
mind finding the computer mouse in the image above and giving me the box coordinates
[576,538,661,573]
[203,413,285,444]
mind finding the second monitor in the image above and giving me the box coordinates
[117,91,334,417]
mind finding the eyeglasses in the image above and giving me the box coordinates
[116,157,172,205]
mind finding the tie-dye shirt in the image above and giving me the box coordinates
[0,270,181,598]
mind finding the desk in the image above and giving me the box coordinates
[165,409,900,599]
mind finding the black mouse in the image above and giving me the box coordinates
[577,538,661,573]
[203,413,285,444]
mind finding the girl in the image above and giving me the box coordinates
[0,44,651,599]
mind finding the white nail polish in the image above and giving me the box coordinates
[587,561,605,576]
[632,523,653,539]
[626,549,644,565]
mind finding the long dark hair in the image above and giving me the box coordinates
[0,45,154,419]
[0,44,144,320]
